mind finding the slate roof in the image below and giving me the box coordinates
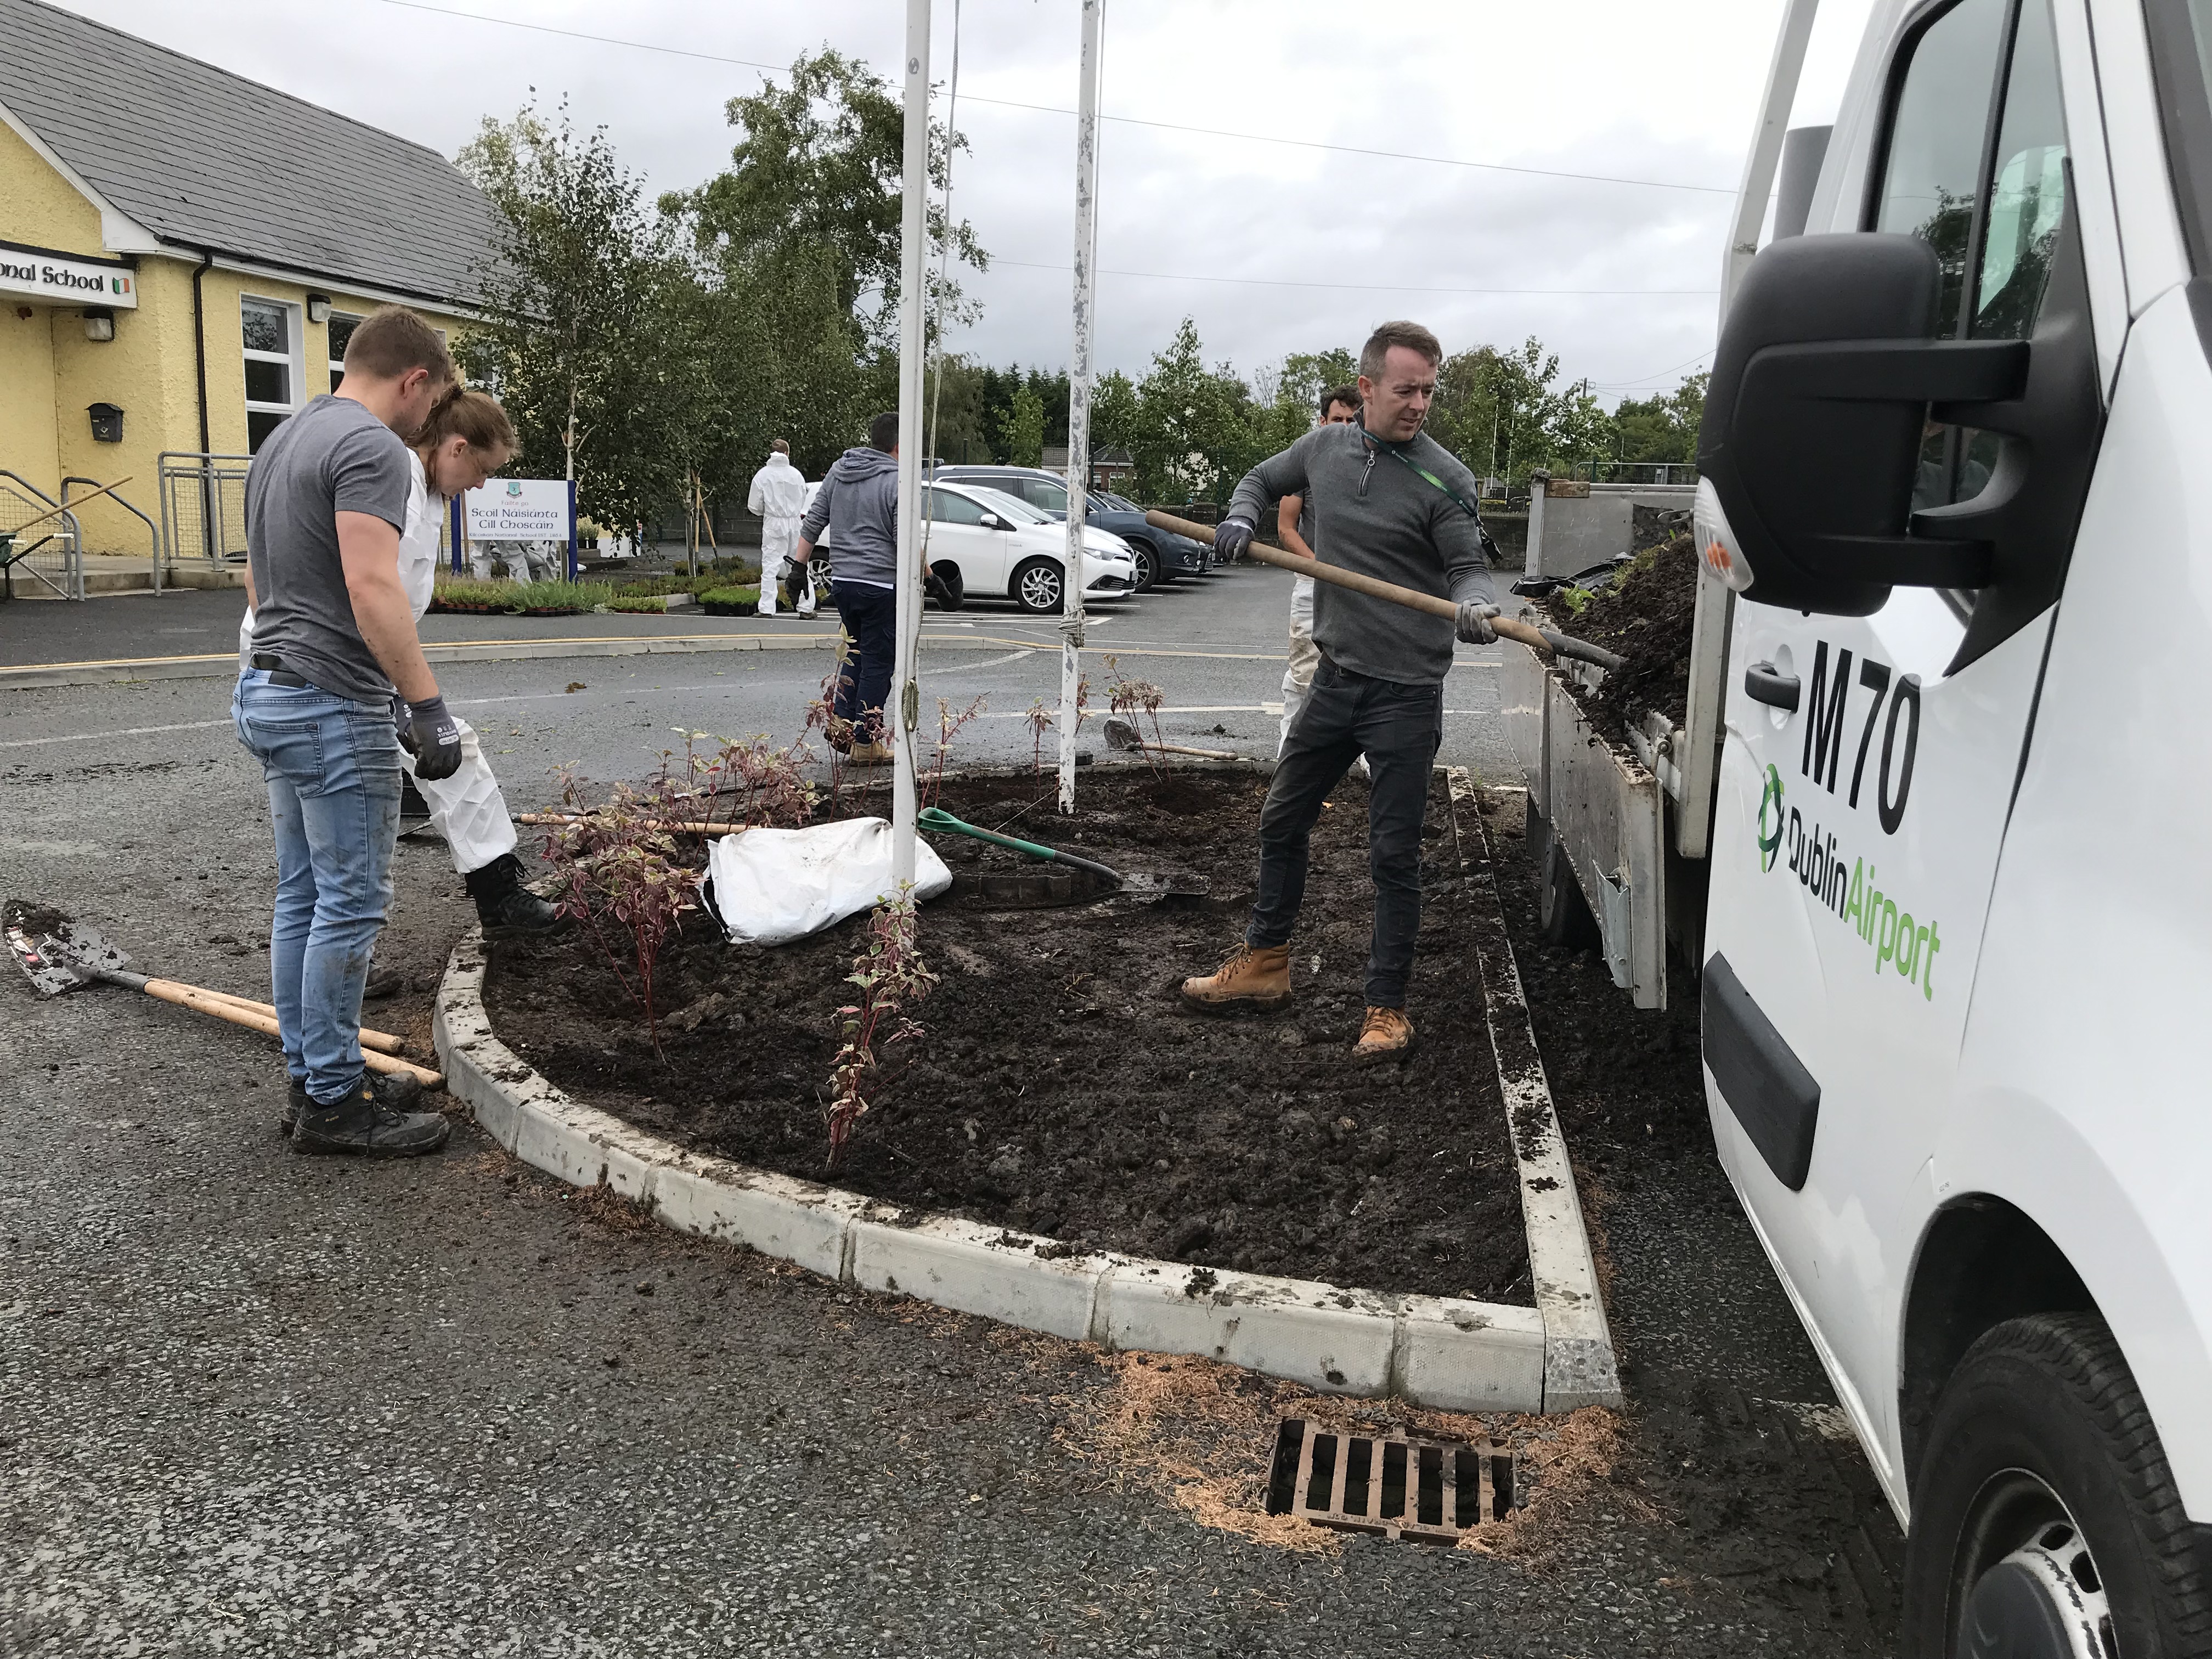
[0,0,498,307]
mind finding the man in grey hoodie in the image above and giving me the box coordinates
[795,411,902,764]
[1181,320,1500,1063]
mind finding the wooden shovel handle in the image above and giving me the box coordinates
[11,476,136,535]
[139,978,443,1088]
[1146,509,1555,656]
[165,981,408,1054]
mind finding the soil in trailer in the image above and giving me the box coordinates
[488,766,1533,1302]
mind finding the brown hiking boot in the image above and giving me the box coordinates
[1351,1006,1414,1063]
[848,737,894,766]
[1180,942,1292,1012]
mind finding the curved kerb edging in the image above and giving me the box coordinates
[435,770,1621,1413]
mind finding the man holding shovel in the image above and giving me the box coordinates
[233,306,462,1155]
[1181,320,1498,1062]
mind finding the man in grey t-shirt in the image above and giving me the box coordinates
[234,306,462,1158]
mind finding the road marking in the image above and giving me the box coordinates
[0,717,233,750]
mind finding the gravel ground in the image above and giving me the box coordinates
[1,574,1894,1656]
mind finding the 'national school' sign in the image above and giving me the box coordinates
[462,477,572,541]
[0,239,138,309]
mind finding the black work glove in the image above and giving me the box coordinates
[1213,516,1256,561]
[399,693,464,782]
[1455,601,1501,645]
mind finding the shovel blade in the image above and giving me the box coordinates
[3,904,128,996]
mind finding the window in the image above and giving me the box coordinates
[1871,0,2068,516]
[327,311,363,393]
[1017,477,1069,514]
[241,297,301,454]
[2144,0,2212,276]
[925,487,986,526]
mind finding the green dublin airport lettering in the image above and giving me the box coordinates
[1759,766,1939,1002]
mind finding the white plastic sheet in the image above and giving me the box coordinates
[702,817,951,946]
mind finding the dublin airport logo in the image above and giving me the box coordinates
[1758,764,1785,873]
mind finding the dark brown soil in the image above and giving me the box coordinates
[1542,522,1700,743]
[488,767,1533,1301]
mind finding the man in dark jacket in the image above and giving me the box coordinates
[1181,320,1500,1063]
[795,411,901,764]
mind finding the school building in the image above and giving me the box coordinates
[0,0,497,593]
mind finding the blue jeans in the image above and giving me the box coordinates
[1246,657,1443,1008]
[832,581,896,740]
[232,671,402,1102]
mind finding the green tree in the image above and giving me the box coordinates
[1611,373,1708,466]
[665,49,988,353]
[1427,338,1564,486]
[996,381,1045,467]
[456,99,693,533]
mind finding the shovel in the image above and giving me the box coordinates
[1144,510,1627,673]
[5,904,443,1088]
[916,807,1209,899]
[1101,715,1240,761]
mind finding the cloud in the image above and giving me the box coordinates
[60,0,1871,402]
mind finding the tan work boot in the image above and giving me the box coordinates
[1351,1006,1414,1063]
[848,737,895,766]
[1180,942,1292,1012]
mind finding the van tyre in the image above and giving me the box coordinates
[1012,557,1065,615]
[1900,1312,2212,1659]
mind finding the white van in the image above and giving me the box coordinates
[1694,0,2212,1650]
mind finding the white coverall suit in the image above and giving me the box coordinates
[240,452,520,874]
[747,452,812,616]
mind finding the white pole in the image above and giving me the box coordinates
[890,0,932,887]
[1719,0,1819,324]
[1057,0,1103,815]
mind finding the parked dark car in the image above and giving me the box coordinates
[928,466,1209,590]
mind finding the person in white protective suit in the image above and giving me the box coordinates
[747,438,812,617]
[240,387,558,936]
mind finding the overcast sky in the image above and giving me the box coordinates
[59,0,1877,405]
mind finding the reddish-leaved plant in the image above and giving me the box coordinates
[926,695,986,809]
[539,771,692,1055]
[825,889,938,1169]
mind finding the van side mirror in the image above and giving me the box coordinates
[1698,233,2029,616]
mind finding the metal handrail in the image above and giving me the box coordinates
[0,469,83,600]
[62,475,163,587]
[157,450,253,586]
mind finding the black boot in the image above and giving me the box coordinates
[284,1067,418,1134]
[466,853,560,934]
[291,1071,447,1157]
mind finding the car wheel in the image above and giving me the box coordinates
[1126,540,1158,592]
[1011,557,1065,615]
[1899,1312,2212,1659]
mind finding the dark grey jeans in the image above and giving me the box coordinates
[1245,656,1443,1008]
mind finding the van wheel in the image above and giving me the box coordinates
[1537,829,1600,951]
[1012,557,1065,614]
[1899,1313,2212,1659]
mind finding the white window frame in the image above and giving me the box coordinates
[326,309,365,394]
[241,295,303,452]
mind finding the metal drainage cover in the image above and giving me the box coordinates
[1266,1419,1514,1544]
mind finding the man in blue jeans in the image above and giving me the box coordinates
[793,410,907,765]
[1181,320,1500,1063]
[234,306,464,1155]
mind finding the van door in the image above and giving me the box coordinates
[1701,0,2101,1480]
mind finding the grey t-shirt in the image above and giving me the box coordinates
[245,395,411,704]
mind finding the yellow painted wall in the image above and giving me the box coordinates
[0,305,59,494]
[0,119,104,255]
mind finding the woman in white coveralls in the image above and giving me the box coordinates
[240,388,556,934]
[747,438,812,617]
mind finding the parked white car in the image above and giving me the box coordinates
[796,479,1135,613]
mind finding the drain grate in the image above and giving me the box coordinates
[1266,1419,1514,1544]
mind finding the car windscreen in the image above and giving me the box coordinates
[967,486,1052,524]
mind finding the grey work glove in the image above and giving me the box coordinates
[399,693,464,782]
[1213,516,1256,561]
[1455,601,1501,645]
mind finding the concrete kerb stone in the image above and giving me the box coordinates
[433,885,1556,1408]
[1446,764,1626,1411]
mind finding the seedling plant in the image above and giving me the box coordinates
[825,888,938,1169]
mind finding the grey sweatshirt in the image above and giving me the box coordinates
[1228,424,1493,686]
[799,445,900,588]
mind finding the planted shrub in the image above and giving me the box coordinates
[539,773,691,1054]
[825,890,938,1168]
